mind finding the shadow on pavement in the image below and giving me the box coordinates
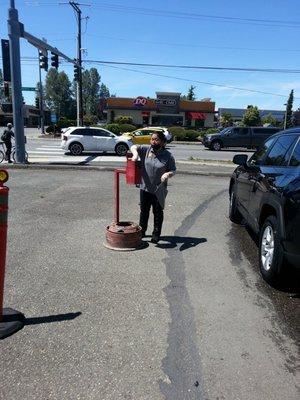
[156,236,207,251]
[24,312,82,326]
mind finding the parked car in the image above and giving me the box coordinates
[229,128,300,285]
[119,126,172,145]
[203,126,281,151]
[61,126,132,156]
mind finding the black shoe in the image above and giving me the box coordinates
[7,160,12,163]
[151,235,160,244]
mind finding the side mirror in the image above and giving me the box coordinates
[233,154,248,165]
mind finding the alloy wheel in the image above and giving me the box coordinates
[261,225,274,271]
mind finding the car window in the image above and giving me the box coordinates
[252,128,279,135]
[133,130,143,136]
[91,129,111,137]
[248,137,277,165]
[289,139,300,167]
[233,128,249,135]
[264,135,296,166]
[71,129,90,136]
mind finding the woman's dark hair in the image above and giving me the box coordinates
[151,130,166,143]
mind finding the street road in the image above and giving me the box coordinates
[1,170,298,400]
[23,138,253,164]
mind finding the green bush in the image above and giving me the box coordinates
[45,124,62,134]
[115,115,133,124]
[168,126,201,141]
[119,124,136,133]
[54,118,77,131]
[104,123,136,135]
[83,114,98,126]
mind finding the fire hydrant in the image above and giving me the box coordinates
[105,155,143,251]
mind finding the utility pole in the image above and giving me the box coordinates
[38,49,45,134]
[7,0,26,163]
[69,1,83,127]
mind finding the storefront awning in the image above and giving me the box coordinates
[187,112,206,120]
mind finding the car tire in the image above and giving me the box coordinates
[115,143,129,156]
[69,142,83,156]
[259,215,284,285]
[210,140,222,151]
[229,188,243,224]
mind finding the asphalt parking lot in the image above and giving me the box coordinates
[0,169,299,400]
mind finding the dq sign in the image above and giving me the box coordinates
[133,96,147,107]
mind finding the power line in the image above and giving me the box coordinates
[83,59,300,74]
[89,2,300,28]
[88,62,300,100]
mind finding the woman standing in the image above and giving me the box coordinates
[130,131,176,244]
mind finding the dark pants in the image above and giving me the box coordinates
[4,141,12,162]
[139,190,164,237]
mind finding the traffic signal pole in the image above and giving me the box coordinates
[38,51,45,134]
[6,0,80,159]
[8,0,26,163]
[70,1,83,126]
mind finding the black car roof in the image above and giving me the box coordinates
[269,127,300,137]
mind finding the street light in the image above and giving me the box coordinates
[284,103,287,130]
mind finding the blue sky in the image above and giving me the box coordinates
[1,0,300,111]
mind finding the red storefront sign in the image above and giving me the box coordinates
[133,96,148,107]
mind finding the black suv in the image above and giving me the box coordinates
[229,128,300,285]
[203,126,281,151]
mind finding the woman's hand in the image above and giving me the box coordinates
[161,172,170,182]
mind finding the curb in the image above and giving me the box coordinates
[2,163,233,177]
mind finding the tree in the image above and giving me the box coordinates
[187,85,196,101]
[242,105,261,126]
[285,89,294,128]
[262,113,277,126]
[220,112,233,127]
[100,83,110,98]
[45,68,75,119]
[80,67,101,116]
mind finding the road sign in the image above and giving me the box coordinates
[51,114,57,123]
[21,87,36,91]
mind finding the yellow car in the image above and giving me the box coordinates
[120,127,172,145]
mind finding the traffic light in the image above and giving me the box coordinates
[39,50,48,71]
[35,96,40,109]
[51,52,59,69]
[74,64,80,81]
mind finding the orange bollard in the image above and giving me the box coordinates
[0,170,24,340]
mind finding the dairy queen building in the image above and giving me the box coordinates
[104,92,215,128]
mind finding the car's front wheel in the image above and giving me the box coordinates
[210,140,222,151]
[229,189,243,224]
[69,142,83,156]
[259,215,284,285]
[115,143,129,156]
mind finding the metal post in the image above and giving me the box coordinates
[114,169,120,224]
[284,103,287,130]
[38,51,45,134]
[7,0,26,163]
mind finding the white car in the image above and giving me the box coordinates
[61,126,133,156]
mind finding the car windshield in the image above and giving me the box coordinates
[219,128,231,136]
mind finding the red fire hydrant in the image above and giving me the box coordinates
[105,156,143,250]
[0,170,25,340]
